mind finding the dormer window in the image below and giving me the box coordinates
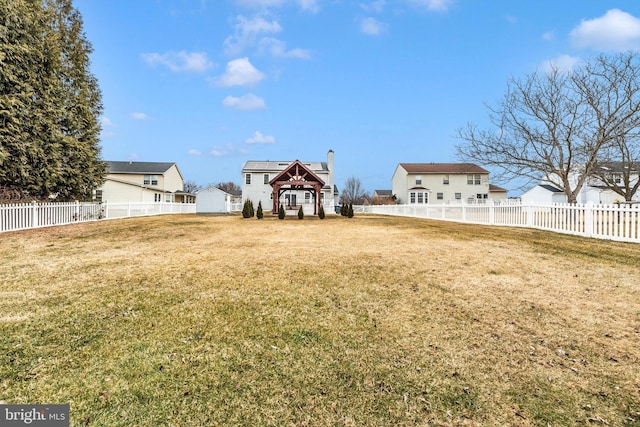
[415,175,422,185]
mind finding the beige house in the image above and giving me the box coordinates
[97,161,194,203]
[392,163,507,204]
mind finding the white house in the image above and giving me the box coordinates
[523,162,640,204]
[391,163,508,204]
[241,150,339,214]
[97,161,194,204]
[196,185,232,213]
[520,184,567,204]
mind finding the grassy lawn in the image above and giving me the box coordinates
[1,213,639,426]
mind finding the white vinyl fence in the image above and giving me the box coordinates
[359,202,640,243]
[0,201,196,234]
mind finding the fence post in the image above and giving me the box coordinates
[584,201,594,238]
[31,201,38,228]
[488,200,495,225]
[74,200,80,221]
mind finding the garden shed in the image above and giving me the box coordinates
[196,185,232,213]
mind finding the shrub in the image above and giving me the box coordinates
[278,204,285,220]
[242,200,253,218]
[298,206,304,219]
[256,201,263,219]
[318,205,325,219]
[340,204,347,217]
[348,203,354,218]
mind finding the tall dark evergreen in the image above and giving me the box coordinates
[0,0,105,201]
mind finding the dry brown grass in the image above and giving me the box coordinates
[1,213,639,426]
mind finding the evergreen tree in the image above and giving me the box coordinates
[298,205,304,219]
[278,204,285,219]
[249,200,255,217]
[318,204,325,219]
[46,0,106,200]
[242,200,252,218]
[256,200,263,219]
[348,203,354,218]
[0,0,105,201]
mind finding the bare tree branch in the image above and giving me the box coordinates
[456,52,640,203]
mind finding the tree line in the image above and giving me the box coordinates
[1,0,104,202]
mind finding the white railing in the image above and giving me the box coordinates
[359,202,640,243]
[0,201,196,234]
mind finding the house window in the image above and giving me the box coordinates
[144,175,158,185]
[305,193,311,203]
[437,192,443,200]
[467,174,481,185]
[477,193,488,199]
[245,173,251,185]
[409,191,429,204]
[263,174,269,184]
[455,193,462,200]
[415,175,422,185]
[95,190,103,202]
[443,175,449,185]
[154,193,161,202]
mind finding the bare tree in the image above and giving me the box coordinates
[215,181,241,194]
[340,176,369,205]
[183,180,201,193]
[456,52,640,203]
[592,134,640,201]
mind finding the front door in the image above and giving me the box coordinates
[285,194,297,208]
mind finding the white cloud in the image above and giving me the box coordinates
[360,17,387,35]
[570,9,640,52]
[223,93,266,111]
[142,51,214,73]
[100,117,115,137]
[215,57,266,87]
[188,149,203,156]
[210,148,229,157]
[405,0,454,12]
[542,31,555,42]
[130,112,148,120]
[361,0,386,14]
[541,54,582,73]
[258,37,311,59]
[233,0,317,11]
[224,15,282,55]
[297,0,319,13]
[234,0,286,8]
[246,131,276,144]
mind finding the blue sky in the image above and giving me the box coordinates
[74,0,640,196]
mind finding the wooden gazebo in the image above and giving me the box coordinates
[269,160,325,215]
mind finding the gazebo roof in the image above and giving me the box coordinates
[269,160,325,187]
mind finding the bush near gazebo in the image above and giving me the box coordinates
[298,206,304,220]
[256,201,264,219]
[278,204,285,220]
[242,200,255,218]
[318,205,325,219]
